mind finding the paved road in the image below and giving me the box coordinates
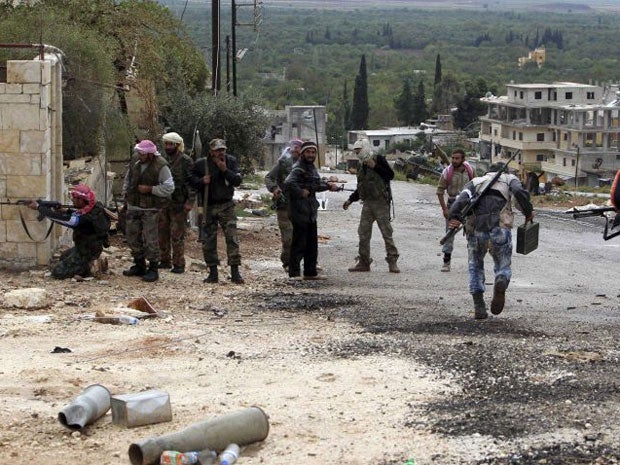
[285,174,620,464]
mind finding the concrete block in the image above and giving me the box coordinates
[36,241,51,265]
[7,60,49,84]
[22,84,42,95]
[0,204,40,221]
[6,175,47,198]
[17,241,37,260]
[0,94,31,104]
[0,104,42,130]
[0,241,18,256]
[1,153,43,176]
[0,130,20,152]
[21,129,50,154]
[2,287,49,308]
[0,220,5,242]
[0,83,5,93]
[4,84,23,94]
[6,218,50,242]
[40,108,50,129]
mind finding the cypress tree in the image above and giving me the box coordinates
[394,78,414,125]
[350,54,369,130]
[434,54,442,87]
[343,79,351,130]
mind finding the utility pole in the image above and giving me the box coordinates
[226,35,231,93]
[211,0,221,94]
[232,0,237,96]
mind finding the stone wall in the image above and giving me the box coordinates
[0,56,63,269]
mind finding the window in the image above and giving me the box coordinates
[513,131,516,140]
[563,134,568,141]
[535,91,542,100]
[514,91,517,97]
[617,154,620,160]
[536,154,547,162]
[537,133,545,142]
[571,159,576,166]
[587,92,595,100]
[563,158,567,166]
[519,132,523,141]
[494,129,498,136]
[565,92,573,100]
[373,140,380,147]
[520,91,524,99]
[552,132,556,142]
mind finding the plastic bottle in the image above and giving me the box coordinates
[219,444,240,465]
[160,450,200,465]
[118,315,139,325]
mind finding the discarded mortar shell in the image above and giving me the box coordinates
[111,390,172,427]
[128,406,269,465]
[58,384,111,430]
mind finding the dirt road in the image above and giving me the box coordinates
[0,175,618,465]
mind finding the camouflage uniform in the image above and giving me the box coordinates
[264,151,295,268]
[158,150,195,268]
[346,154,399,268]
[123,155,173,264]
[37,202,110,279]
[190,153,242,266]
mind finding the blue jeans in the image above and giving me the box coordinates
[466,227,512,295]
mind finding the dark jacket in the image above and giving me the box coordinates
[190,154,242,206]
[165,151,196,205]
[284,159,330,224]
[39,202,110,258]
[347,155,393,203]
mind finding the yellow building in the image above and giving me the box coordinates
[518,47,546,68]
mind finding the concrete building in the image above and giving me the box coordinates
[479,82,620,187]
[347,125,459,153]
[262,105,326,168]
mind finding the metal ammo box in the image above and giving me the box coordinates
[516,221,539,255]
[111,389,172,427]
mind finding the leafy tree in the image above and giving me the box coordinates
[412,80,428,125]
[163,87,268,171]
[0,0,208,159]
[394,77,414,125]
[350,54,369,130]
[453,79,488,130]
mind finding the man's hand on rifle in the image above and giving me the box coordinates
[327,182,340,192]
[202,174,212,185]
[448,218,462,229]
[272,187,282,200]
[343,200,352,210]
[26,200,39,210]
[365,158,376,169]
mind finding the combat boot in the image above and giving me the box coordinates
[142,262,159,282]
[204,265,219,283]
[122,258,147,277]
[491,275,508,315]
[348,257,371,272]
[473,292,488,320]
[230,265,245,284]
[386,256,400,273]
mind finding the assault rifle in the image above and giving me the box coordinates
[564,205,620,240]
[336,184,356,192]
[439,151,519,245]
[0,199,73,220]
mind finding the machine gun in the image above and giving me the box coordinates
[564,205,620,240]
[440,151,519,245]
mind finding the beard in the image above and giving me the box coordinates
[165,147,177,156]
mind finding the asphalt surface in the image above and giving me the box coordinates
[251,174,620,464]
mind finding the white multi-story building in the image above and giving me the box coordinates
[479,82,620,187]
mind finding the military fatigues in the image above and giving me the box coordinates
[284,158,330,278]
[264,151,295,269]
[158,151,195,268]
[449,173,533,296]
[190,154,242,266]
[37,202,110,279]
[436,165,474,256]
[123,156,174,264]
[346,155,398,266]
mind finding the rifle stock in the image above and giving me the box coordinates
[439,151,520,245]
